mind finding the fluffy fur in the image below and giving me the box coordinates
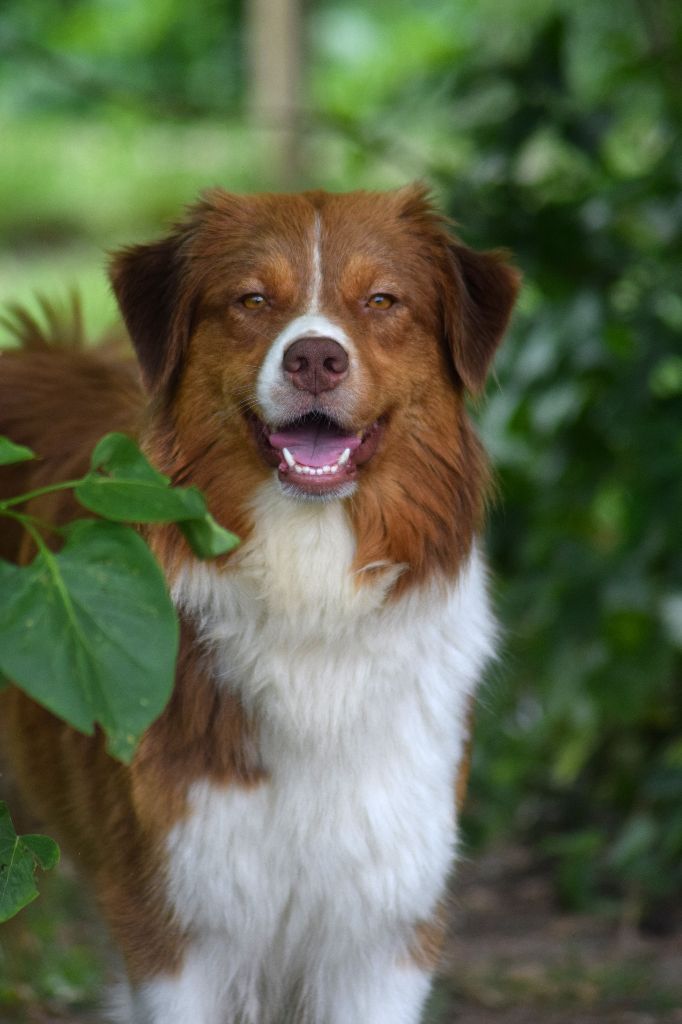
[0,185,519,1023]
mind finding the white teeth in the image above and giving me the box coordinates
[282,452,351,479]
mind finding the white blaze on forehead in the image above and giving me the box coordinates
[256,211,359,425]
[309,212,323,313]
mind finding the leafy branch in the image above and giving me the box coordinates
[0,432,239,919]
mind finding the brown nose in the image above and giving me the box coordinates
[282,336,349,394]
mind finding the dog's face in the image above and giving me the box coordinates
[111,186,519,580]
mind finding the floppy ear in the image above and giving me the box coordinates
[444,244,521,394]
[109,227,196,394]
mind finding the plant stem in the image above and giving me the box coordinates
[0,479,81,510]
[0,508,66,536]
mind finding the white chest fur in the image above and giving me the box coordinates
[161,482,495,1022]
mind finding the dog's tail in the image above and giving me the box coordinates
[0,292,132,358]
[0,294,144,563]
[0,292,87,352]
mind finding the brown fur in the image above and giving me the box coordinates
[109,186,518,593]
[1,688,186,980]
[456,696,478,814]
[409,903,449,972]
[0,308,263,980]
[1,623,262,981]
[0,337,144,561]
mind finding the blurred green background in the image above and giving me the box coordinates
[1,0,681,1009]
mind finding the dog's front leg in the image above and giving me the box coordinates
[117,939,259,1024]
[310,952,434,1024]
[125,962,222,1024]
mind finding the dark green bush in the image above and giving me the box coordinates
[433,8,682,923]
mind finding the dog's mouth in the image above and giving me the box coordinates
[247,412,384,497]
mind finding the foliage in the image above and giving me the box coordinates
[0,0,244,118]
[0,432,238,918]
[0,439,35,467]
[425,5,682,921]
[0,431,238,758]
[0,519,178,760]
[0,803,59,923]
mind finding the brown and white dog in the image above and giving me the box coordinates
[0,185,519,1023]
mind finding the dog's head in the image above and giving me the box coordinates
[110,186,519,582]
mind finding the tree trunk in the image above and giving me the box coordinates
[247,0,304,189]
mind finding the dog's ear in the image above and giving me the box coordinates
[443,243,521,394]
[109,226,197,394]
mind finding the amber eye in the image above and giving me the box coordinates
[367,293,395,310]
[240,293,267,310]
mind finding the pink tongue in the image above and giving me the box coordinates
[269,425,361,468]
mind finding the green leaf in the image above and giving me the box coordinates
[75,432,206,523]
[0,436,35,467]
[0,519,178,762]
[88,433,170,483]
[179,515,240,558]
[0,668,9,691]
[20,833,60,871]
[0,802,59,922]
[74,432,239,558]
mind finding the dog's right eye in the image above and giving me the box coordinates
[367,293,396,310]
[239,293,267,310]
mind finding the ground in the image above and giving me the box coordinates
[435,847,682,1023]
[1,846,681,1023]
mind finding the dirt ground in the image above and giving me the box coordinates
[434,847,682,1023]
[1,845,681,1023]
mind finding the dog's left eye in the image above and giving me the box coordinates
[240,293,267,310]
[367,293,395,310]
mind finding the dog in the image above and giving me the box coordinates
[0,184,519,1023]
